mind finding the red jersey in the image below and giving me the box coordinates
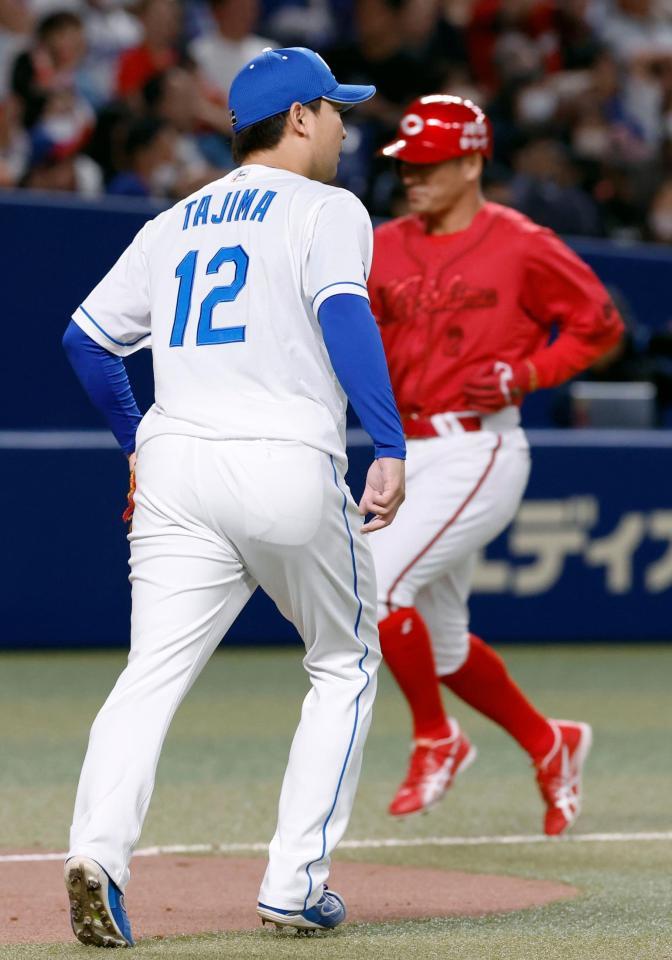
[368,202,624,417]
[116,45,177,98]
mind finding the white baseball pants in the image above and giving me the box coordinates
[68,435,380,911]
[370,427,530,675]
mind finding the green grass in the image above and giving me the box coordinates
[1,646,671,958]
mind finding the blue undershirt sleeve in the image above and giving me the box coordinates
[63,320,142,456]
[318,294,406,460]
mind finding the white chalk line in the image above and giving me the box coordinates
[1,831,671,865]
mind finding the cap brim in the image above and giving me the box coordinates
[324,83,376,109]
[380,138,406,158]
[378,137,446,163]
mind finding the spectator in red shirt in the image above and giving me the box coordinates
[116,0,181,101]
[468,0,561,92]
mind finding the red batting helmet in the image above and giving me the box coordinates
[381,95,493,164]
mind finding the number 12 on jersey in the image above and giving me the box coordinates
[170,245,249,347]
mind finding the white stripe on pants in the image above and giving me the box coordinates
[68,435,380,910]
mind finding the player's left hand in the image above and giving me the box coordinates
[463,359,537,412]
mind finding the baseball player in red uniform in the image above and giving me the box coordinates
[368,95,624,835]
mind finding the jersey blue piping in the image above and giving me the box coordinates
[302,455,371,911]
[77,305,151,348]
[311,281,368,308]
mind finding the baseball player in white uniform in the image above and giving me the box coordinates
[61,47,406,945]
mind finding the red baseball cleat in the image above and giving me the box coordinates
[388,720,477,817]
[535,719,593,836]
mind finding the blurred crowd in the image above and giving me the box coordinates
[1,0,672,244]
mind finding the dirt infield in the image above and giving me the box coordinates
[1,855,577,944]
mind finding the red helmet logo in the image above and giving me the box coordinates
[381,95,493,164]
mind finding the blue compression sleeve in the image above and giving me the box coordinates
[63,320,142,456]
[318,294,406,459]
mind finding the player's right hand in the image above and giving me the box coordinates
[122,452,137,525]
[463,359,537,412]
[358,457,405,533]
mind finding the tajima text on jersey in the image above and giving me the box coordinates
[182,189,277,230]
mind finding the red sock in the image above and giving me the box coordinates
[440,635,554,760]
[378,608,451,742]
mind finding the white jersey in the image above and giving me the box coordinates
[72,164,373,460]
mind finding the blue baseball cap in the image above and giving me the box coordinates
[229,47,376,133]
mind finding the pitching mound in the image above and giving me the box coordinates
[1,855,577,944]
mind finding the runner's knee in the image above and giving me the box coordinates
[377,585,416,622]
[432,627,469,676]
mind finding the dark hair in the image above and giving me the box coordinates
[37,11,82,41]
[125,116,170,160]
[232,99,321,164]
[85,100,134,182]
[142,71,169,111]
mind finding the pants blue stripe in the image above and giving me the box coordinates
[302,456,371,910]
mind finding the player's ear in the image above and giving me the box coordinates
[463,154,483,183]
[287,101,307,136]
